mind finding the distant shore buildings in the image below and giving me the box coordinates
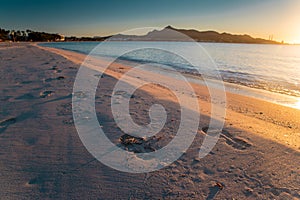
[0,28,64,42]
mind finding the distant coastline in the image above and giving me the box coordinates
[1,26,286,44]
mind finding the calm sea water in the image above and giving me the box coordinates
[40,41,300,108]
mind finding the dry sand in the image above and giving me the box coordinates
[0,43,299,199]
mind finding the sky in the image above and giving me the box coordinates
[1,0,300,43]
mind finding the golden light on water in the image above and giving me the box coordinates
[293,99,300,109]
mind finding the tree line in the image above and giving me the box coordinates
[0,28,63,42]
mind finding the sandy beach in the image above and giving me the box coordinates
[0,43,299,199]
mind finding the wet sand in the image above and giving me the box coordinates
[0,43,299,199]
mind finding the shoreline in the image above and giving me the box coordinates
[37,42,300,109]
[37,43,300,151]
[128,62,300,110]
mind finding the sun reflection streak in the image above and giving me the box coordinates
[292,98,300,109]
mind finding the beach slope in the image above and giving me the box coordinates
[0,43,299,199]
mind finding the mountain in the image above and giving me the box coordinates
[109,25,282,44]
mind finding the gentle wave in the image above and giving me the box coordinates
[39,41,300,98]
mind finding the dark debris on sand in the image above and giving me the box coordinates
[119,134,161,153]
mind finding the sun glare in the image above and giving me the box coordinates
[292,40,300,45]
[293,99,300,109]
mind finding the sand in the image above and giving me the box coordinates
[0,43,299,199]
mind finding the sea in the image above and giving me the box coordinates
[39,41,300,109]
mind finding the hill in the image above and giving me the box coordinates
[109,25,282,44]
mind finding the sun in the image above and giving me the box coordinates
[290,39,300,45]
[294,40,300,45]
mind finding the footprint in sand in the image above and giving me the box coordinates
[114,90,135,99]
[0,117,17,134]
[55,69,62,73]
[24,137,38,145]
[20,80,33,84]
[26,176,44,187]
[15,93,36,100]
[221,130,252,150]
[62,118,74,125]
[39,91,54,98]
[51,66,58,70]
[56,103,72,116]
[44,78,54,82]
[201,127,252,150]
[50,66,62,73]
[206,182,224,200]
[94,74,104,78]
[44,76,65,82]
